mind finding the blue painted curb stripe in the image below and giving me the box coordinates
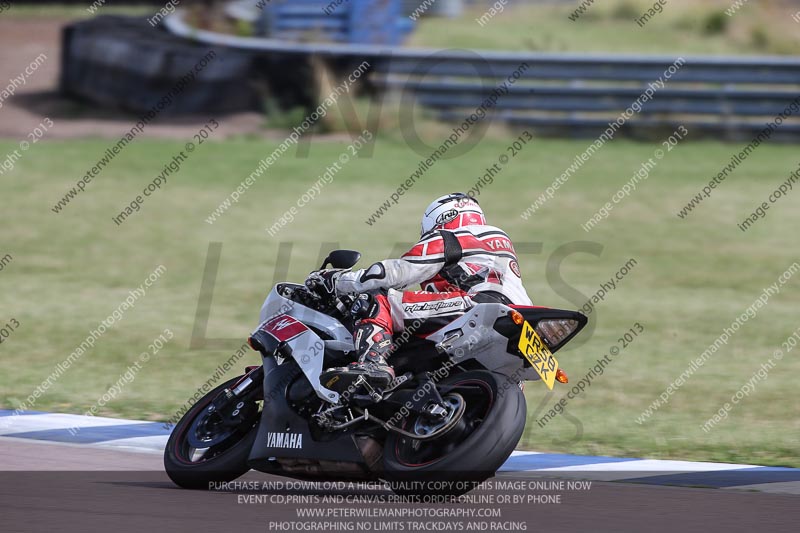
[0,410,47,417]
[501,453,638,470]
[5,423,172,444]
[623,467,800,488]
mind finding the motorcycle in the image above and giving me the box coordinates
[164,250,587,494]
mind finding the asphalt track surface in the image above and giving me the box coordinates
[2,437,799,533]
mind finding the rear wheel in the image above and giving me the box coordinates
[164,376,262,489]
[383,370,526,495]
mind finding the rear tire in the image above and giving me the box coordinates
[164,376,261,490]
[383,370,526,495]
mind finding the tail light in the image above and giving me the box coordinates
[496,307,588,355]
[535,319,579,348]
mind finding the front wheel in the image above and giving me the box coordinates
[164,375,262,489]
[383,370,526,494]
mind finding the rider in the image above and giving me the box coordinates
[307,193,533,390]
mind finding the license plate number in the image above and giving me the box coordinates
[518,321,559,390]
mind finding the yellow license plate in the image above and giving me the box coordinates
[518,321,559,390]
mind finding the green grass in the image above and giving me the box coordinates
[1,132,799,467]
[1,3,150,18]
[409,0,800,56]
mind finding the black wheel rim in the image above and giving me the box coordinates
[393,379,494,467]
[173,393,261,465]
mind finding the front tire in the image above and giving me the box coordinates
[383,370,526,494]
[164,376,261,489]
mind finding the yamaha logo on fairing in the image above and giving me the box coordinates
[267,432,303,449]
[273,319,294,330]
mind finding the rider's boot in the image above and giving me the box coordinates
[321,322,395,393]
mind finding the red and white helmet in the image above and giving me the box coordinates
[421,193,486,236]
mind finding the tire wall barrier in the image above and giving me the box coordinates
[60,16,263,115]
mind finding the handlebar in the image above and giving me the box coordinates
[293,283,352,316]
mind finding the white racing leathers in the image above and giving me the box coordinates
[336,225,533,334]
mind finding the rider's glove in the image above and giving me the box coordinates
[305,269,346,298]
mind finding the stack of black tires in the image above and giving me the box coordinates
[60,16,259,114]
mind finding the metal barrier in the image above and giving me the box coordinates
[163,11,800,141]
[62,14,800,141]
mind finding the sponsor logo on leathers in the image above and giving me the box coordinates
[403,300,465,314]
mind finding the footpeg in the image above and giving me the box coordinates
[386,372,412,392]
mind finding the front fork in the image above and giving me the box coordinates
[207,365,265,428]
[229,365,265,397]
